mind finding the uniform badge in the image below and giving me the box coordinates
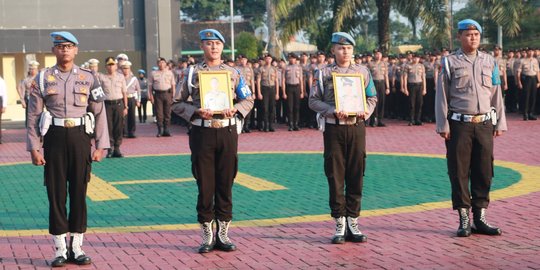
[80,96,87,103]
[205,31,213,37]
[339,37,347,43]
[47,75,56,82]
[80,87,87,94]
[79,74,86,80]
[47,89,57,94]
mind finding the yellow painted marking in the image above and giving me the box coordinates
[2,153,540,237]
[86,173,129,201]
[235,172,287,191]
[110,178,193,185]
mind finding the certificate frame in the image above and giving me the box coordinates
[198,71,234,114]
[332,73,367,115]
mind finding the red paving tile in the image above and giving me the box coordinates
[1,114,540,269]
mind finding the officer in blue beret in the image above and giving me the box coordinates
[310,31,377,245]
[27,31,109,267]
[172,28,253,253]
[435,19,506,238]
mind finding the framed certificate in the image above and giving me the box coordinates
[199,71,234,114]
[332,73,367,115]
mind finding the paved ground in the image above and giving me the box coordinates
[1,113,540,269]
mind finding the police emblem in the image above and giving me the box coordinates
[80,96,87,103]
[80,87,87,94]
[339,37,347,43]
[47,75,56,82]
[79,74,86,80]
[205,31,213,37]
[467,24,476,30]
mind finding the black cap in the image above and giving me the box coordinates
[237,54,246,59]
[157,57,167,62]
[494,45,502,50]
[287,52,298,59]
[354,54,363,59]
[316,50,326,56]
[373,48,381,54]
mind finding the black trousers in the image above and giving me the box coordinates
[43,126,91,235]
[423,78,435,121]
[189,125,238,223]
[138,97,148,123]
[276,87,287,123]
[372,80,386,121]
[286,84,300,127]
[105,100,124,149]
[445,120,494,210]
[300,80,316,127]
[261,85,276,129]
[408,82,423,122]
[323,123,366,218]
[154,90,172,128]
[395,81,408,120]
[125,97,137,135]
[522,76,538,115]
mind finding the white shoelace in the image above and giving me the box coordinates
[218,221,232,244]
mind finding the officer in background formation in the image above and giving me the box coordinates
[137,69,149,123]
[148,57,175,137]
[236,54,255,133]
[403,53,426,126]
[17,61,40,126]
[435,19,506,238]
[516,47,540,120]
[282,52,304,131]
[0,75,6,144]
[99,57,127,158]
[309,32,377,245]
[505,50,518,113]
[87,59,99,74]
[493,46,508,94]
[26,32,109,267]
[423,53,438,123]
[172,29,254,253]
[257,54,279,132]
[368,48,389,127]
[120,61,141,138]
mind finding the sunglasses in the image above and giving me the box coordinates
[54,43,76,50]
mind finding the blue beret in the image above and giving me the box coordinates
[199,29,225,44]
[138,69,146,74]
[457,19,482,34]
[331,32,355,46]
[50,31,79,45]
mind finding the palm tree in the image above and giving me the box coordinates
[473,0,526,37]
[393,0,422,41]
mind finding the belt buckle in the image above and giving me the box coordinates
[471,116,482,123]
[64,119,76,128]
[210,119,223,128]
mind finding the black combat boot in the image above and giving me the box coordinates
[345,217,368,243]
[69,233,92,265]
[51,234,68,267]
[215,220,237,252]
[457,208,472,237]
[198,220,215,253]
[332,216,346,244]
[472,208,502,235]
[162,125,171,137]
[156,126,162,137]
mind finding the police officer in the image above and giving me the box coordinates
[148,57,175,136]
[516,47,540,120]
[423,53,439,123]
[257,54,279,132]
[172,29,254,253]
[435,19,506,238]
[368,48,389,127]
[17,61,40,127]
[87,59,99,74]
[236,54,256,133]
[493,46,508,93]
[0,75,6,144]
[26,32,109,266]
[505,50,518,112]
[137,69,149,123]
[120,61,141,138]
[403,53,426,125]
[282,52,304,131]
[99,57,127,158]
[309,32,377,244]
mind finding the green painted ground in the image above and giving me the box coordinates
[0,154,520,230]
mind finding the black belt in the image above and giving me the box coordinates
[105,99,123,105]
[154,88,171,92]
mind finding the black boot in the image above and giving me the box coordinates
[156,126,162,137]
[528,114,537,121]
[331,217,346,244]
[112,148,123,158]
[457,208,472,237]
[198,220,215,253]
[162,126,171,137]
[106,149,113,158]
[472,208,502,235]
[215,220,237,252]
[345,217,367,243]
[69,233,92,265]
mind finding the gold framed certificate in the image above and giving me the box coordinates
[199,71,234,114]
[332,73,367,115]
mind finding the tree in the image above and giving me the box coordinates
[473,0,526,37]
[375,0,391,53]
[393,0,421,41]
[236,32,261,59]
